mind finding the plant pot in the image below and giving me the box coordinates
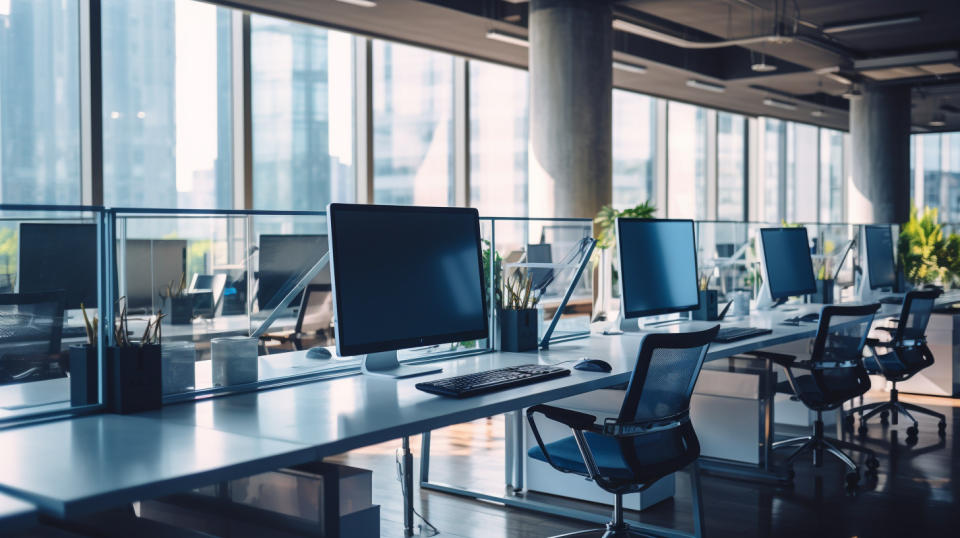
[812,279,834,305]
[162,342,196,395]
[211,336,259,387]
[165,296,193,325]
[109,344,162,414]
[692,290,718,321]
[500,309,539,352]
[69,344,98,406]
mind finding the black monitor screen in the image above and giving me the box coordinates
[258,234,330,310]
[328,204,488,357]
[760,228,817,300]
[19,223,98,309]
[865,225,897,290]
[617,219,700,319]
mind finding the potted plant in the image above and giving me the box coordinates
[593,201,657,251]
[161,273,192,325]
[69,303,100,406]
[110,298,164,414]
[898,206,960,288]
[499,271,540,352]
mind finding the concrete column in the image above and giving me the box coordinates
[848,84,911,224]
[528,0,612,220]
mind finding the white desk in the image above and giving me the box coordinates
[0,491,36,534]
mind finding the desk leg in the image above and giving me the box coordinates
[761,357,774,472]
[505,410,524,492]
[401,436,414,536]
[419,431,431,485]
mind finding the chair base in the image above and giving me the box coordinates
[774,414,878,484]
[847,385,946,437]
[552,523,647,538]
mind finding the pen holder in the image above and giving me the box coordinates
[212,336,259,387]
[69,344,98,406]
[162,341,196,395]
[692,290,719,321]
[812,279,834,305]
[165,296,193,325]
[109,344,162,414]
[500,308,539,352]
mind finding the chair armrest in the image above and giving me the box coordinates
[744,350,797,367]
[865,337,894,349]
[878,327,897,333]
[527,404,598,431]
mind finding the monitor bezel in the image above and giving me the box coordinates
[615,217,701,320]
[759,227,818,300]
[327,203,489,358]
[864,225,897,290]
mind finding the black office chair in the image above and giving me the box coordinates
[750,304,881,487]
[0,291,67,384]
[261,284,333,352]
[527,326,719,537]
[845,289,947,441]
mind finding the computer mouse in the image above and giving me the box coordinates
[305,347,332,359]
[574,358,612,373]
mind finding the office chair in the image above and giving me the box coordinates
[749,304,881,488]
[0,291,67,384]
[261,284,333,351]
[845,289,947,442]
[527,325,719,537]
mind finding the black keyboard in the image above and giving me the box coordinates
[713,326,773,343]
[879,296,904,305]
[416,364,571,398]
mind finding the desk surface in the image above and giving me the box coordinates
[0,491,36,533]
[0,301,904,519]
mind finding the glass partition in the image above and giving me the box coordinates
[0,206,106,423]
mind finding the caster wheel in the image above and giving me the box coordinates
[866,457,880,470]
[845,471,860,487]
[906,434,918,446]
[858,424,868,436]
[906,425,919,437]
[938,421,947,436]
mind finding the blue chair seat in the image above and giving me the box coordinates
[864,349,926,378]
[528,427,696,483]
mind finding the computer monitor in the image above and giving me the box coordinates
[526,243,553,291]
[327,203,488,377]
[257,234,330,311]
[18,223,99,310]
[759,227,817,301]
[616,218,700,319]
[865,225,897,290]
[122,239,187,311]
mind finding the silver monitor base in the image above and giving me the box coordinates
[362,350,442,379]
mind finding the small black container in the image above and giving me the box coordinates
[110,344,162,414]
[500,309,539,352]
[692,290,719,321]
[811,279,834,305]
[165,296,193,325]
[69,344,98,406]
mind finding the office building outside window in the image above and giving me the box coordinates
[785,122,818,223]
[251,16,354,211]
[667,102,707,219]
[762,118,784,223]
[914,133,960,221]
[469,61,528,217]
[102,0,232,209]
[717,112,746,220]
[372,41,455,206]
[0,0,81,204]
[612,90,657,210]
[819,129,844,223]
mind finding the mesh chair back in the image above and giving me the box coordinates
[297,284,333,336]
[808,303,879,403]
[618,325,720,424]
[896,289,939,342]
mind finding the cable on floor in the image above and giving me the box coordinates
[395,449,440,536]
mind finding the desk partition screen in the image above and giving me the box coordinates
[616,218,700,319]
[327,204,488,357]
[760,227,817,300]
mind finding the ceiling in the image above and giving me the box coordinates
[211,0,960,132]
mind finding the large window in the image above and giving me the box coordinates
[372,41,454,206]
[717,112,746,220]
[251,16,354,210]
[762,118,784,222]
[0,0,81,204]
[819,129,844,223]
[914,133,960,221]
[612,90,657,210]
[785,122,818,223]
[667,102,707,219]
[469,61,528,217]
[102,0,232,209]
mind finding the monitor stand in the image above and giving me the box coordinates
[603,312,643,334]
[362,350,443,379]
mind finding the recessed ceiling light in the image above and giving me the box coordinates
[823,14,921,34]
[613,61,647,74]
[929,117,946,127]
[751,62,777,73]
[763,98,798,111]
[333,0,377,7]
[485,30,528,48]
[685,79,726,93]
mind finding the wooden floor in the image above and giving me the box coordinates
[329,391,960,537]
